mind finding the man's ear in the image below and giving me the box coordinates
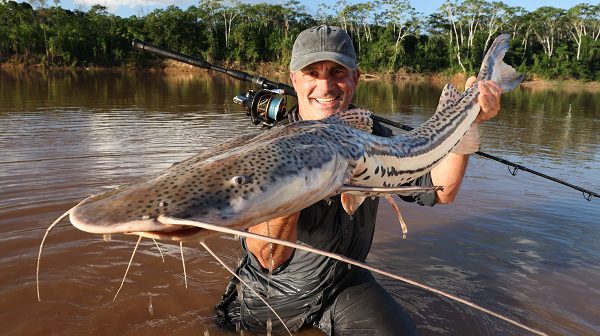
[354,68,361,84]
[290,71,296,85]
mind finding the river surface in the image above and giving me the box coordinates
[1,69,599,336]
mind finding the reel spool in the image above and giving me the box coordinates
[233,89,288,127]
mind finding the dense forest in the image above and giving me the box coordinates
[1,0,599,80]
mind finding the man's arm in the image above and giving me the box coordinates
[431,78,502,204]
[246,213,299,270]
[431,152,469,204]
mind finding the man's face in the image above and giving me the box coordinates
[290,61,360,121]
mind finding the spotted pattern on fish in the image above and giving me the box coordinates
[69,34,523,238]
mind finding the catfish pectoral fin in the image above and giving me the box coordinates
[338,185,442,196]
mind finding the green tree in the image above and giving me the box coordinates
[0,2,41,56]
[566,3,596,60]
[0,0,597,81]
[530,6,566,59]
[143,5,206,56]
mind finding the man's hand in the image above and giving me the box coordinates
[465,76,502,124]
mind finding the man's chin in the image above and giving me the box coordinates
[312,103,341,116]
[300,100,346,120]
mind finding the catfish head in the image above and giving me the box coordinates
[69,128,352,241]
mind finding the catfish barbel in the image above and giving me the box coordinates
[37,35,548,335]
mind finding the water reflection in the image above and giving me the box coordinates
[0,69,599,336]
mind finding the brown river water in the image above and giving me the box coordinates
[1,69,599,336]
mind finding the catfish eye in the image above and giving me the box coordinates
[231,175,247,186]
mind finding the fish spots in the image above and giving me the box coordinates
[83,120,365,228]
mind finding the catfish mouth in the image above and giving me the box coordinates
[128,226,208,242]
[70,196,211,241]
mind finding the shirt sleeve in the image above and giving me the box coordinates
[399,172,437,207]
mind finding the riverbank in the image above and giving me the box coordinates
[520,78,600,91]
[2,58,599,91]
[161,59,600,90]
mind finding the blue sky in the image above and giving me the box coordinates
[58,0,589,18]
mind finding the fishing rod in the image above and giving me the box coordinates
[132,39,294,126]
[132,39,599,201]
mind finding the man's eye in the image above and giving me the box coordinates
[333,69,348,77]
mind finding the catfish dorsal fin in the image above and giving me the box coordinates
[329,108,374,133]
[434,83,461,114]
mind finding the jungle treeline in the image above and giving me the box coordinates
[1,0,599,80]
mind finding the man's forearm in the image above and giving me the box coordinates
[246,212,300,270]
[431,152,469,204]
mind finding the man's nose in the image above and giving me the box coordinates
[314,76,336,94]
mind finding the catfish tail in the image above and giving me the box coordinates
[477,34,524,93]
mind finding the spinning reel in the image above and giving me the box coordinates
[233,89,288,127]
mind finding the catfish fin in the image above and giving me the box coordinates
[327,108,373,133]
[341,193,366,216]
[338,185,442,197]
[384,195,408,239]
[434,83,461,114]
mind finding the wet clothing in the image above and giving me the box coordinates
[216,118,436,335]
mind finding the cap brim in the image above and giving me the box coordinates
[290,51,356,72]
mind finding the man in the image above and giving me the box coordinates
[216,25,501,335]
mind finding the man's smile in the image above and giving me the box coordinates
[312,96,340,106]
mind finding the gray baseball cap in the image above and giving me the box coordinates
[290,25,357,72]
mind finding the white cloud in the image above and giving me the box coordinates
[73,0,194,16]
[69,0,291,17]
